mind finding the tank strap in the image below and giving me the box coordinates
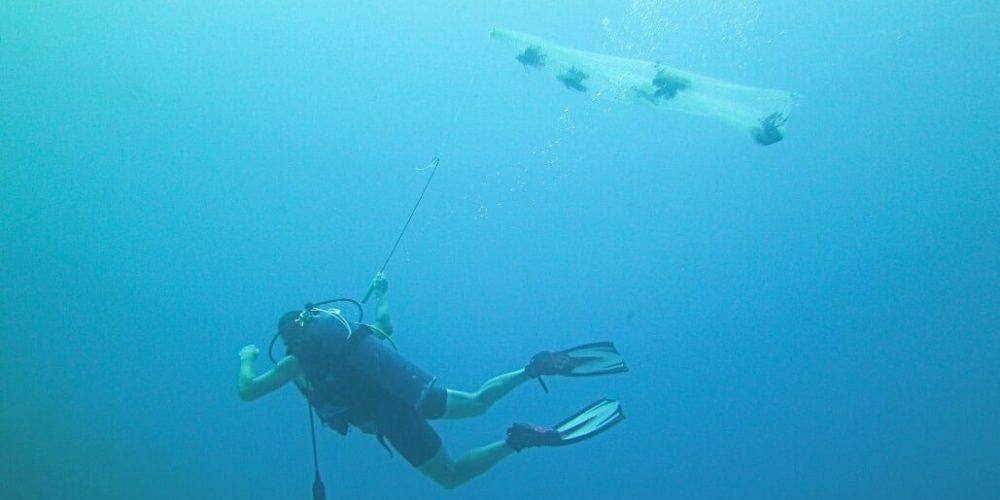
[375,432,394,459]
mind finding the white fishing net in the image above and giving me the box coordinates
[491,28,794,145]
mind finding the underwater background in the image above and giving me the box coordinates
[2,1,998,498]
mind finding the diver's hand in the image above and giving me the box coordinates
[370,272,388,299]
[239,344,259,362]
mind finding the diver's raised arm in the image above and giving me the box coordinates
[370,272,393,336]
[237,345,301,401]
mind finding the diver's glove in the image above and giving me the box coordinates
[369,272,388,299]
[362,272,389,304]
[505,423,563,452]
[524,350,574,378]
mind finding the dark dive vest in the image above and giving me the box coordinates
[285,310,436,434]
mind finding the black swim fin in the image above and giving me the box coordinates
[556,398,625,444]
[506,398,625,451]
[526,341,629,392]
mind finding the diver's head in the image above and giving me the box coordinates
[267,309,310,364]
[276,310,307,344]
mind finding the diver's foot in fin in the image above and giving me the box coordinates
[506,398,625,452]
[506,423,563,452]
[524,350,575,378]
[524,342,629,391]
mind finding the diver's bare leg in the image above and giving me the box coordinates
[443,369,530,419]
[417,441,515,489]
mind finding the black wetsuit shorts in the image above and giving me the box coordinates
[373,385,448,467]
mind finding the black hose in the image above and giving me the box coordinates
[308,402,326,500]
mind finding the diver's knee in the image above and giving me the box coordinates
[444,390,489,418]
[466,396,489,416]
[423,465,463,489]
[436,476,463,490]
[423,469,452,489]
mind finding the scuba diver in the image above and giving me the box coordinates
[238,273,627,490]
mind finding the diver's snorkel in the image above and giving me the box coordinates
[267,298,365,364]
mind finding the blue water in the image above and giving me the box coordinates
[2,1,998,498]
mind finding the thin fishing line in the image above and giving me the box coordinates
[375,157,439,275]
[363,32,490,300]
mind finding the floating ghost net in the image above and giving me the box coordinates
[491,28,794,145]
